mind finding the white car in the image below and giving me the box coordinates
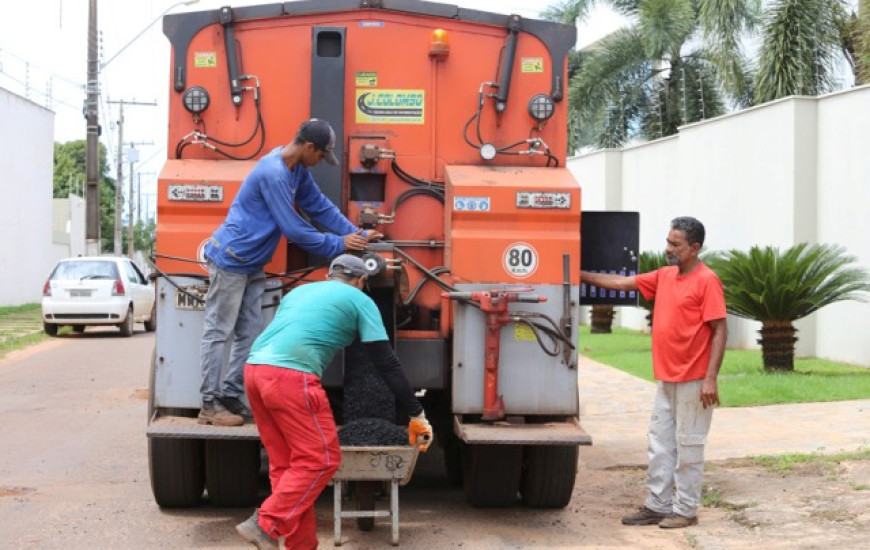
[41,256,156,337]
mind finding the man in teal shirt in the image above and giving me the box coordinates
[235,254,432,550]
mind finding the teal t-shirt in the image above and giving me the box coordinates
[247,280,388,377]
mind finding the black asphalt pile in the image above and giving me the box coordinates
[338,418,408,446]
[343,340,396,423]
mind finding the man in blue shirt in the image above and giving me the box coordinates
[235,254,432,550]
[198,119,381,426]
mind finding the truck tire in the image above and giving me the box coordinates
[147,352,205,507]
[462,444,522,507]
[43,322,58,336]
[442,432,463,487]
[520,445,578,508]
[149,437,205,507]
[205,440,261,507]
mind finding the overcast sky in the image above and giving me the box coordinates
[0,0,624,217]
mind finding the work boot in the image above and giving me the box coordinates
[219,395,253,420]
[621,506,669,525]
[197,400,244,427]
[659,514,699,529]
[236,510,278,549]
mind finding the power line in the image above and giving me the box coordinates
[0,71,81,111]
[0,44,85,89]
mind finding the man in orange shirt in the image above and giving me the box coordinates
[580,216,727,529]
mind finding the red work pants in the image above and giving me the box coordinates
[245,364,341,550]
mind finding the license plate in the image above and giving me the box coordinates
[175,288,206,310]
[69,289,93,297]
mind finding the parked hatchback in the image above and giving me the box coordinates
[41,256,156,336]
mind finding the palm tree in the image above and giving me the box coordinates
[707,243,870,372]
[754,0,854,103]
[543,0,759,148]
[847,0,870,85]
[590,304,616,333]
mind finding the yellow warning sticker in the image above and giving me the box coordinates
[356,89,425,125]
[355,72,378,87]
[514,323,537,342]
[521,57,544,73]
[194,51,217,68]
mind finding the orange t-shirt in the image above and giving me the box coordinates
[635,263,726,382]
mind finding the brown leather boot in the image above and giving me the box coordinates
[197,400,244,426]
[621,506,669,525]
[659,514,698,528]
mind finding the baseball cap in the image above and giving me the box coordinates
[297,118,338,165]
[328,254,369,278]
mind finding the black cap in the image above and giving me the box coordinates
[297,118,338,165]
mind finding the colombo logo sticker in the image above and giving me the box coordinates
[356,89,425,124]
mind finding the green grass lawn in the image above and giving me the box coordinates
[0,303,51,359]
[578,326,870,407]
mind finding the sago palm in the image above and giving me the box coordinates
[707,243,870,372]
[543,0,759,148]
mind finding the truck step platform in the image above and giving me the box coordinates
[454,416,592,446]
[147,415,260,440]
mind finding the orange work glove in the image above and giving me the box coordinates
[408,412,433,452]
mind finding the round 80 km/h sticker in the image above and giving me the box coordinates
[503,242,538,278]
[197,238,210,274]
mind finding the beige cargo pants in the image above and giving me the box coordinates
[643,379,713,518]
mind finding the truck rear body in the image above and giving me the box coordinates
[150,0,609,510]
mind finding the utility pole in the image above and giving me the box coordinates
[134,171,157,224]
[107,99,156,256]
[84,0,197,256]
[85,0,100,255]
[112,101,124,256]
[125,147,154,256]
[127,145,138,257]
[137,173,142,223]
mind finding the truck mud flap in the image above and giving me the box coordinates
[453,416,592,446]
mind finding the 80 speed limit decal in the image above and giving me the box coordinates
[503,242,538,278]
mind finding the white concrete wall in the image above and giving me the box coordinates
[571,85,870,366]
[814,87,870,365]
[0,88,55,306]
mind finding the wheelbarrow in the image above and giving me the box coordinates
[332,443,423,546]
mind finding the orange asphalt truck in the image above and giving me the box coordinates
[147,0,639,510]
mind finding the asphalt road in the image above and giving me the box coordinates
[0,328,689,550]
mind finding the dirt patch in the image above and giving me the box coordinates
[130,388,149,400]
[0,486,35,498]
[687,457,870,549]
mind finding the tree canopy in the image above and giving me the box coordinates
[544,0,865,150]
[53,140,116,253]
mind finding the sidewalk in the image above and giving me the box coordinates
[577,355,870,469]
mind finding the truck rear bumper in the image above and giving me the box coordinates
[454,415,592,446]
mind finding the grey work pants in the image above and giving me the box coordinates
[644,379,713,518]
[199,260,266,402]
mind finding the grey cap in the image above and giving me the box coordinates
[328,254,368,278]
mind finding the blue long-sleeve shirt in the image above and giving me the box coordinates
[204,147,357,274]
